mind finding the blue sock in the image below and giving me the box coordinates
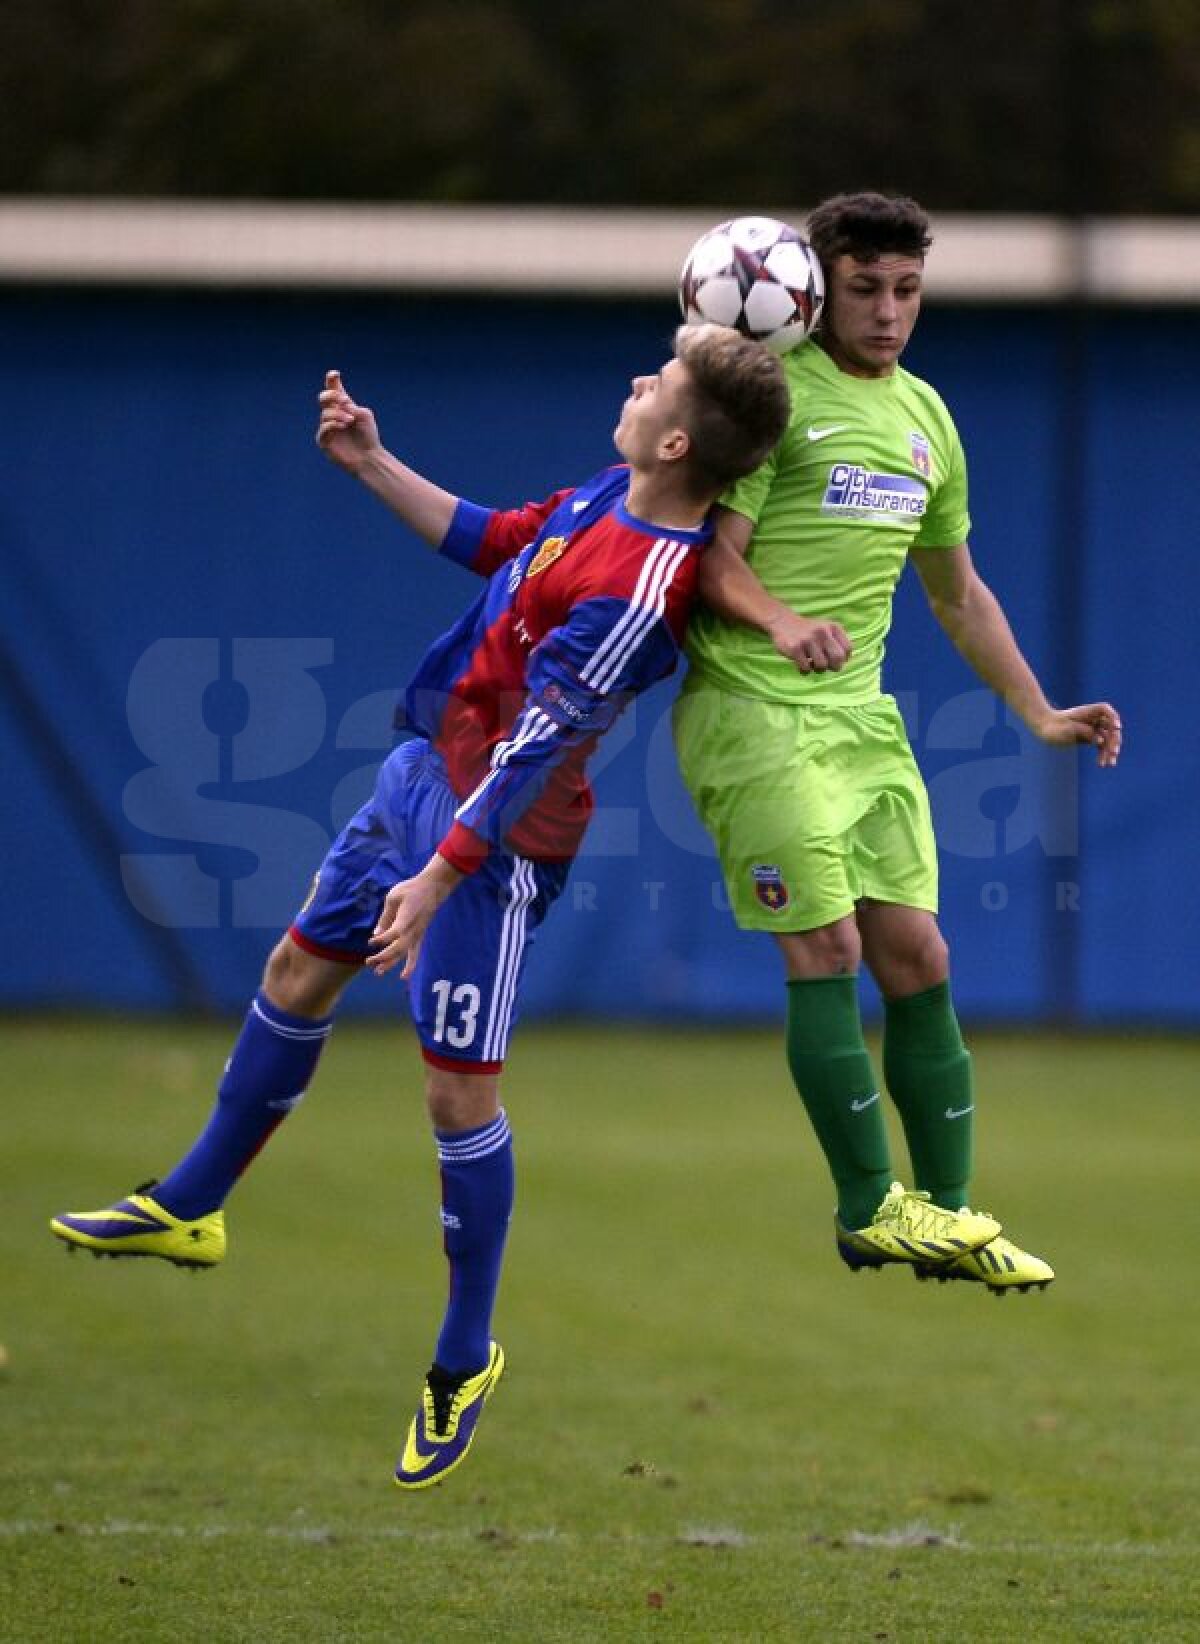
[433,1110,514,1377]
[154,992,333,1218]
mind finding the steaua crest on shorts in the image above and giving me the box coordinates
[752,863,790,912]
[526,535,568,578]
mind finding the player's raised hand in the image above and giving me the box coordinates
[767,611,852,673]
[316,369,383,474]
[1037,702,1124,768]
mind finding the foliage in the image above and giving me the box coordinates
[2,0,1199,210]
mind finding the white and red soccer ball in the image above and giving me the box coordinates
[679,215,824,353]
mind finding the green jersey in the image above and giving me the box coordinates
[685,340,971,704]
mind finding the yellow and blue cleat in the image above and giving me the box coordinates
[395,1341,505,1491]
[836,1182,1001,1273]
[914,1231,1055,1294]
[50,1183,225,1269]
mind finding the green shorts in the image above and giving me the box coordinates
[672,678,938,932]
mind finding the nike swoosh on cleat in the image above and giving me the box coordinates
[400,1427,446,1474]
[944,1104,975,1119]
[807,424,848,442]
[850,1093,881,1112]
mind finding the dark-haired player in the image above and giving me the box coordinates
[51,325,790,1487]
[675,193,1122,1291]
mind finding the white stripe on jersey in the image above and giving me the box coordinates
[454,534,690,829]
[579,535,668,687]
[454,706,559,822]
[482,858,538,1062]
[582,536,691,694]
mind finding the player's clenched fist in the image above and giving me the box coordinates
[767,610,853,673]
[316,369,383,474]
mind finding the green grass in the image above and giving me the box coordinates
[2,1018,1198,1642]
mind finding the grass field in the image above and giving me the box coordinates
[3,1017,1198,1642]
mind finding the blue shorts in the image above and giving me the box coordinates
[291,739,568,1072]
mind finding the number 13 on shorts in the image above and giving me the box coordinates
[408,850,566,1074]
[429,979,482,1049]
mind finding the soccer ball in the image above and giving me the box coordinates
[679,216,824,353]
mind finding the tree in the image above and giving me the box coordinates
[2,0,1197,211]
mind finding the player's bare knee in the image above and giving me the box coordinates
[778,917,861,980]
[815,923,861,974]
[261,935,348,1018]
[876,922,949,995]
[895,922,949,991]
[425,1066,501,1133]
[919,926,950,987]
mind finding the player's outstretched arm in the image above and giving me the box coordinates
[316,369,459,547]
[698,507,851,674]
[912,543,1122,768]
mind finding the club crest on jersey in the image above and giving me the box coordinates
[910,431,932,478]
[526,535,568,578]
[752,864,790,912]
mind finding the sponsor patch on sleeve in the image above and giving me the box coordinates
[536,678,607,730]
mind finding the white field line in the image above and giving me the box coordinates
[0,1519,1188,1559]
[844,1521,969,1550]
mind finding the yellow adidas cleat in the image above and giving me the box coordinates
[836,1182,1001,1273]
[50,1183,225,1269]
[914,1232,1055,1294]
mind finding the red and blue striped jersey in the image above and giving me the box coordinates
[400,464,711,872]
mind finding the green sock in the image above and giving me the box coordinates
[785,975,892,1230]
[882,980,973,1211]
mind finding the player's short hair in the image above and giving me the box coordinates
[672,324,790,493]
[806,192,933,267]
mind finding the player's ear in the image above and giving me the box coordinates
[659,426,691,465]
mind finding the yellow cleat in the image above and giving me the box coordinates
[395,1342,505,1490]
[50,1184,225,1269]
[915,1232,1055,1294]
[836,1182,1001,1273]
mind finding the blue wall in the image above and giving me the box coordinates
[2,287,1195,1024]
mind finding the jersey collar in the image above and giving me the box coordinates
[615,499,714,544]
